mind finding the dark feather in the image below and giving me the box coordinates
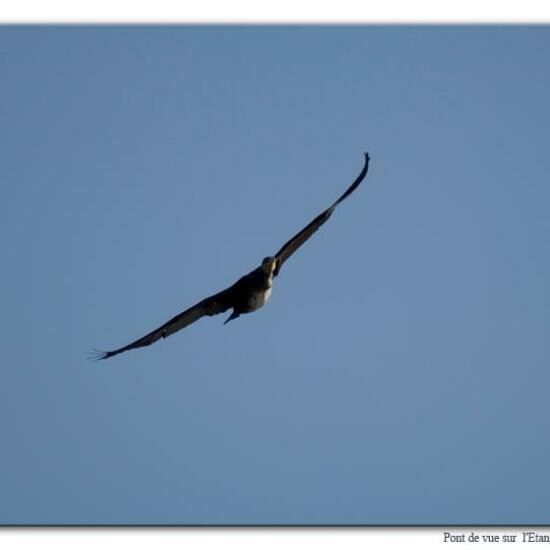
[273,153,370,276]
[91,285,235,360]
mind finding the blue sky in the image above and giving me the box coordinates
[1,26,549,525]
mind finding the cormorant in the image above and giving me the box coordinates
[90,153,370,360]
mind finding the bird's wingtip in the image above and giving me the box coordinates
[86,348,112,362]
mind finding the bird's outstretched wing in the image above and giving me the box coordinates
[89,285,235,360]
[273,153,370,276]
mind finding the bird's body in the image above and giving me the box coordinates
[235,267,274,314]
[222,258,276,324]
[90,153,370,360]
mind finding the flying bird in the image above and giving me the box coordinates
[90,153,370,360]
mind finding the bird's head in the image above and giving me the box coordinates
[261,256,278,275]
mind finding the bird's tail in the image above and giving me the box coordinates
[223,311,240,325]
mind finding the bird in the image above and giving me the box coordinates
[90,153,370,360]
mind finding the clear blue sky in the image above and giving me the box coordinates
[1,26,549,525]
